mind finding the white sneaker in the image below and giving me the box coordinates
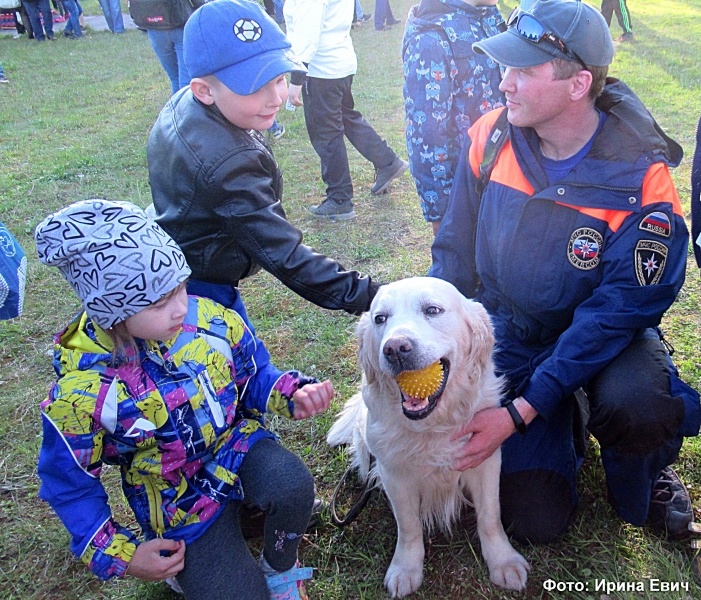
[165,577,184,595]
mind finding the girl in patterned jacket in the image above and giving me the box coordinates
[35,199,332,600]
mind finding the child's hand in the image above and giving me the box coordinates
[126,537,186,582]
[293,379,334,420]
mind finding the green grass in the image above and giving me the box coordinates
[1,0,701,598]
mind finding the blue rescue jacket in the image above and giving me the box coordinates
[430,79,689,420]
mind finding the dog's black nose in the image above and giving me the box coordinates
[383,336,414,363]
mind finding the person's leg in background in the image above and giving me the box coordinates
[353,0,370,24]
[302,76,356,219]
[96,0,113,31]
[171,27,190,91]
[374,0,398,30]
[148,28,181,95]
[600,0,632,41]
[61,0,82,38]
[97,0,123,33]
[53,0,65,18]
[21,0,45,40]
[612,0,633,41]
[107,0,123,32]
[37,0,54,39]
[267,118,285,140]
[272,0,284,24]
[17,4,33,37]
[338,75,405,195]
[10,9,24,37]
[75,0,84,29]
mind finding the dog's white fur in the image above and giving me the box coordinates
[327,277,529,597]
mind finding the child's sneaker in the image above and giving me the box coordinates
[165,577,184,595]
[264,562,313,600]
[268,122,285,140]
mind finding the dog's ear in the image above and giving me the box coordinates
[461,298,495,372]
[356,312,380,385]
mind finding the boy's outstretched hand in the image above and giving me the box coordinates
[293,379,334,420]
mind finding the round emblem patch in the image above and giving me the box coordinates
[567,227,603,270]
[233,18,262,42]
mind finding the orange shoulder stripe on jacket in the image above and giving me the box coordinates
[468,108,506,179]
[468,117,681,229]
[640,162,683,216]
[555,164,681,233]
[490,142,534,196]
[556,204,631,233]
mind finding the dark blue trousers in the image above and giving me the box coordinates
[499,328,700,543]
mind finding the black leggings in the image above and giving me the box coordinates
[176,439,315,600]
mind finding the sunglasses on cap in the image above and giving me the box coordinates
[507,7,589,71]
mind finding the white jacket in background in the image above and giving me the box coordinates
[284,0,357,79]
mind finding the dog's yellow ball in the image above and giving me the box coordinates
[396,361,444,399]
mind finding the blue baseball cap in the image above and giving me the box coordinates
[474,0,614,68]
[184,0,306,95]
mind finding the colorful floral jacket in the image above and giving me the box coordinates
[402,0,505,222]
[38,296,316,580]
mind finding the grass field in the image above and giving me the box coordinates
[1,0,701,598]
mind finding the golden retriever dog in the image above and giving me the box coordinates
[327,277,529,597]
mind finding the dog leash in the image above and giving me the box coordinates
[330,457,376,528]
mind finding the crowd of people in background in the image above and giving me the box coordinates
[0,0,119,42]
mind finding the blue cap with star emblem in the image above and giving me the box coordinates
[184,0,306,95]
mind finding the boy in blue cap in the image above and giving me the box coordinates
[147,0,379,331]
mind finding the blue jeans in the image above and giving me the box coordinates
[374,0,395,29]
[147,28,189,95]
[354,0,364,19]
[273,0,284,23]
[22,0,54,40]
[97,0,124,33]
[61,0,82,37]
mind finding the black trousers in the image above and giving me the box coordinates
[601,0,632,34]
[500,329,697,543]
[302,75,396,202]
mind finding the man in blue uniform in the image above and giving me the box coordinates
[430,0,700,543]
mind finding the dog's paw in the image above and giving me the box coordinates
[488,553,530,591]
[384,563,424,598]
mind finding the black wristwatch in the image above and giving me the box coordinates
[505,400,527,434]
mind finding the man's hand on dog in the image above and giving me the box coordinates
[450,397,537,471]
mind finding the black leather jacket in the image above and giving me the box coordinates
[147,88,378,315]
